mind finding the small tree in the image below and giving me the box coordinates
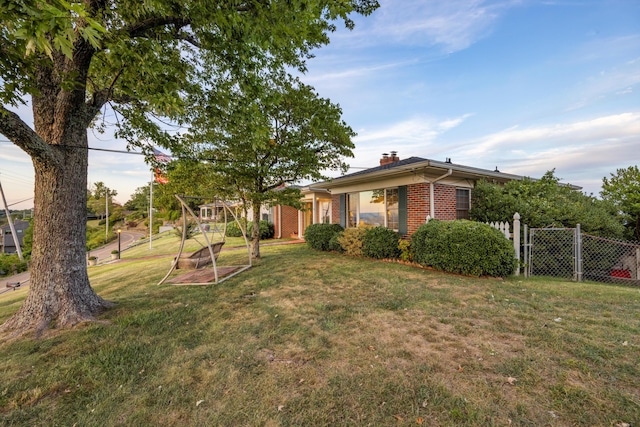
[184,73,356,258]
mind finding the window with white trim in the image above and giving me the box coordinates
[345,188,399,231]
[456,188,470,219]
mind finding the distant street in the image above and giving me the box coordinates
[87,229,146,263]
[0,229,146,297]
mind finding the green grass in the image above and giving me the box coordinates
[122,232,295,259]
[1,245,640,426]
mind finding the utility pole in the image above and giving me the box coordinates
[105,193,109,242]
[0,176,24,261]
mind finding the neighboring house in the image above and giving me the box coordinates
[273,152,529,238]
[1,220,30,254]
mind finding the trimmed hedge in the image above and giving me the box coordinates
[362,226,401,259]
[304,223,344,251]
[411,220,516,277]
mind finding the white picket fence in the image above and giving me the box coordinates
[485,213,521,276]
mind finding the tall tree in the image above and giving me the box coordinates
[0,0,378,336]
[601,166,640,241]
[182,73,356,258]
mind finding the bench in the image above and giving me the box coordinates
[6,282,20,289]
[176,241,225,269]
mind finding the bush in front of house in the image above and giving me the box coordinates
[337,227,366,256]
[304,223,344,251]
[225,220,245,237]
[398,239,412,262]
[328,233,343,252]
[255,220,275,240]
[411,220,516,277]
[226,220,274,240]
[362,226,401,259]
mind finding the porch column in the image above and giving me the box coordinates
[312,193,317,224]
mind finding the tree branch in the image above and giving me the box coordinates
[86,67,126,121]
[0,106,60,166]
[126,16,191,38]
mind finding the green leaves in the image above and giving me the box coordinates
[470,171,625,239]
[7,0,105,59]
[601,166,640,240]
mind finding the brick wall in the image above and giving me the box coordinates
[407,183,429,235]
[331,194,341,225]
[274,205,299,237]
[406,183,458,235]
[434,184,457,220]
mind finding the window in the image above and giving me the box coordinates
[347,193,357,228]
[456,188,470,219]
[344,188,399,231]
[386,188,399,230]
[319,201,330,224]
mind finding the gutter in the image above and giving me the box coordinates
[426,168,452,219]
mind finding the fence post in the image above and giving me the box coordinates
[513,213,520,276]
[524,225,529,278]
[575,224,583,282]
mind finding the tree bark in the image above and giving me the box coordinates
[251,202,262,259]
[0,43,112,337]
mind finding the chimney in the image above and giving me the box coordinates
[380,151,400,166]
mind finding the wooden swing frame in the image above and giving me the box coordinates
[157,195,252,286]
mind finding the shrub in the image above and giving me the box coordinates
[304,223,344,251]
[362,226,401,259]
[411,220,516,277]
[328,232,343,252]
[398,239,412,262]
[225,220,245,238]
[337,227,366,256]
[255,220,275,240]
[175,222,198,240]
[226,220,274,240]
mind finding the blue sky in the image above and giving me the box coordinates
[1,0,639,210]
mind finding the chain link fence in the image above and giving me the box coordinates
[525,227,640,286]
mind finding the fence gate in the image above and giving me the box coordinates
[527,228,579,280]
[527,226,640,285]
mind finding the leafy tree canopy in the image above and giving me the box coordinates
[470,170,624,239]
[175,71,356,257]
[0,0,378,335]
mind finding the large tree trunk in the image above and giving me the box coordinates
[1,127,112,336]
[0,46,112,337]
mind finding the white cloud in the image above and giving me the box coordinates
[461,112,640,158]
[445,112,640,194]
[345,0,517,52]
[345,114,473,168]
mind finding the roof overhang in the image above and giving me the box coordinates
[314,159,529,190]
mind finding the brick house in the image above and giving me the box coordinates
[274,152,527,238]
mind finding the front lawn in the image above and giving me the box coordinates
[1,244,639,426]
